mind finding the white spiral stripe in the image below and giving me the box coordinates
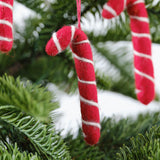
[82,132,87,138]
[72,39,90,45]
[135,89,141,94]
[132,32,151,39]
[0,36,12,42]
[71,25,76,42]
[134,50,152,60]
[78,77,96,85]
[103,3,117,17]
[73,53,94,65]
[52,32,62,53]
[133,0,144,5]
[135,68,154,83]
[82,120,101,129]
[0,20,13,29]
[130,16,149,23]
[80,96,99,108]
[0,1,13,10]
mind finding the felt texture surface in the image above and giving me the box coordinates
[102,0,155,105]
[0,0,13,53]
[46,26,100,145]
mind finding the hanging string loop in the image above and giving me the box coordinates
[76,0,81,29]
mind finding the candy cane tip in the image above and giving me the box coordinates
[0,41,13,53]
[83,124,100,145]
[137,91,155,105]
[84,134,100,145]
[102,9,115,19]
[45,38,58,56]
[0,50,9,54]
[138,97,154,105]
[102,4,115,18]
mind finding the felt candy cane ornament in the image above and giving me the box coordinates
[0,0,14,53]
[45,0,100,145]
[102,0,155,105]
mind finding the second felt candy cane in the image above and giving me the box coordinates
[46,26,100,145]
[102,0,155,105]
[0,0,14,53]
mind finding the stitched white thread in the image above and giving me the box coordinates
[52,32,62,53]
[71,25,76,42]
[82,120,101,129]
[130,16,149,23]
[103,3,117,17]
[134,50,152,60]
[0,36,12,42]
[73,53,94,65]
[78,77,96,85]
[80,96,99,108]
[133,0,144,5]
[72,39,90,44]
[0,1,13,10]
[135,68,154,83]
[135,89,141,94]
[0,20,13,29]
[132,32,151,39]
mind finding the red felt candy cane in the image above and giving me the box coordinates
[45,26,100,145]
[102,0,155,105]
[0,0,13,53]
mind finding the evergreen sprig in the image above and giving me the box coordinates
[94,43,135,98]
[15,0,46,13]
[64,130,105,160]
[0,105,71,160]
[0,74,58,123]
[116,126,160,160]
[64,111,160,160]
[0,142,40,160]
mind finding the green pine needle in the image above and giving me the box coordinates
[0,105,71,160]
[0,74,59,123]
[0,142,40,160]
[116,126,160,160]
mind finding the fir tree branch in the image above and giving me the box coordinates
[0,142,40,160]
[0,105,71,160]
[116,126,160,160]
[0,74,59,123]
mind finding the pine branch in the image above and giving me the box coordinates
[94,44,133,80]
[0,74,58,123]
[64,129,105,160]
[15,0,46,13]
[0,142,40,160]
[100,111,160,159]
[0,105,71,160]
[116,126,160,160]
[96,72,112,90]
[64,111,160,160]
[147,1,160,43]
[93,43,135,98]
